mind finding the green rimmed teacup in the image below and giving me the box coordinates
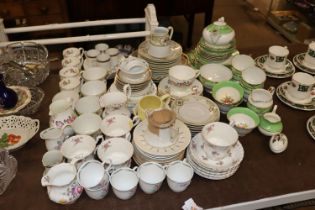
[212,81,244,114]
[227,107,260,137]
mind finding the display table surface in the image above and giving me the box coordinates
[1,44,315,210]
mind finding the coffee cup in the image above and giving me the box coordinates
[286,72,315,101]
[265,45,289,70]
[303,42,315,68]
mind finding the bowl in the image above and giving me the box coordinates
[0,115,40,151]
[199,63,232,90]
[227,107,260,136]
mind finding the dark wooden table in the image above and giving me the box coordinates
[1,43,315,210]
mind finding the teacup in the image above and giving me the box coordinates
[212,81,244,114]
[148,26,173,58]
[247,87,275,115]
[231,54,255,73]
[100,114,139,139]
[136,162,165,194]
[95,43,109,53]
[62,56,83,69]
[77,160,111,200]
[118,56,149,80]
[265,45,289,70]
[199,63,233,90]
[201,122,238,160]
[135,94,171,121]
[303,42,315,68]
[63,47,84,59]
[52,90,80,105]
[85,49,100,63]
[169,65,200,88]
[59,77,81,93]
[80,80,107,97]
[110,167,138,200]
[96,53,111,71]
[286,72,315,101]
[60,134,96,163]
[59,66,81,80]
[40,127,68,150]
[81,66,107,82]
[42,150,64,171]
[97,137,134,167]
[241,66,266,87]
[75,96,102,115]
[71,113,102,137]
[99,85,130,109]
[165,160,194,193]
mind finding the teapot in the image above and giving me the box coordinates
[258,105,283,136]
[202,17,235,46]
[41,162,83,204]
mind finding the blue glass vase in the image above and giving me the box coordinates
[0,74,18,109]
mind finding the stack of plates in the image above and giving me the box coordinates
[171,95,220,137]
[115,70,152,93]
[137,40,183,82]
[186,133,244,180]
[132,119,191,165]
[188,38,237,69]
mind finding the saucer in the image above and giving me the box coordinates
[255,55,295,78]
[158,77,203,98]
[276,81,315,111]
[306,115,315,140]
[293,53,315,75]
[133,119,191,156]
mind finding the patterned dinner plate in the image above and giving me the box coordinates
[276,82,315,111]
[293,53,315,75]
[255,54,295,78]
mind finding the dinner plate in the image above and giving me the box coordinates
[133,119,191,156]
[306,115,315,140]
[0,86,32,116]
[255,54,295,78]
[293,53,315,75]
[276,81,315,111]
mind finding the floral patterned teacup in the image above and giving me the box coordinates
[40,127,68,151]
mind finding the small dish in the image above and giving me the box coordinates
[0,115,40,151]
[17,86,44,115]
[293,53,315,75]
[0,86,31,116]
[269,133,288,154]
[255,54,295,78]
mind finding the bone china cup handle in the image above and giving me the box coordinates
[123,84,132,98]
[168,26,174,40]
[132,115,141,126]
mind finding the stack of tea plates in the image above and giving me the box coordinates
[171,95,220,137]
[186,133,244,180]
[115,70,152,94]
[188,38,237,69]
[132,119,191,165]
[137,40,183,82]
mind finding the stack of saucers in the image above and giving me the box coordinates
[186,122,244,180]
[188,38,237,69]
[132,119,191,165]
[171,95,220,137]
[137,40,183,82]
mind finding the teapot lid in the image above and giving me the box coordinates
[205,17,234,34]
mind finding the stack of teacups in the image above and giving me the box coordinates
[240,66,266,100]
[167,65,200,98]
[62,47,84,70]
[231,54,255,81]
[137,26,183,82]
[186,122,244,180]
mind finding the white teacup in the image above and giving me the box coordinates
[286,72,315,101]
[71,113,102,136]
[42,150,64,170]
[169,65,199,88]
[148,26,173,58]
[136,162,165,194]
[241,66,266,86]
[75,96,102,115]
[231,54,255,72]
[96,53,111,71]
[59,77,81,93]
[59,66,81,80]
[62,56,83,69]
[165,160,194,193]
[265,45,289,70]
[110,167,139,200]
[63,47,84,59]
[80,80,107,97]
[95,43,109,53]
[100,114,139,139]
[77,160,111,200]
[99,85,130,110]
[82,66,107,81]
[303,42,315,67]
[52,90,80,105]
[40,127,67,150]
